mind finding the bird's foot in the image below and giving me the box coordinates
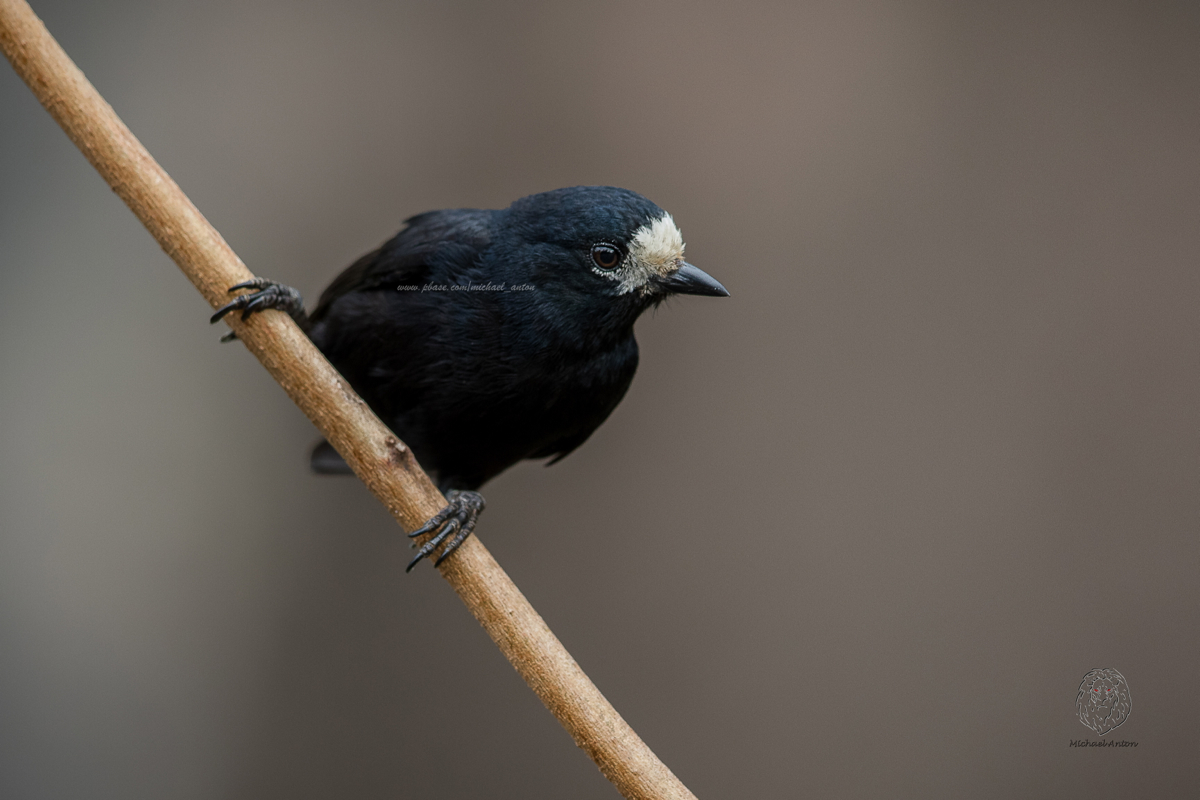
[406,490,485,572]
[210,278,305,341]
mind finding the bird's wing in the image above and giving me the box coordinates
[309,208,492,324]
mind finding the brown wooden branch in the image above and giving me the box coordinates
[0,2,697,798]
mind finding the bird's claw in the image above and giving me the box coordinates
[210,278,305,339]
[406,490,485,572]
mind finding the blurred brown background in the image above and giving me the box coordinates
[2,1,1197,797]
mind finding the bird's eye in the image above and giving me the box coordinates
[591,243,621,270]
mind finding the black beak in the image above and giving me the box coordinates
[660,262,730,297]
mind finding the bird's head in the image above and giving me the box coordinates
[497,187,728,320]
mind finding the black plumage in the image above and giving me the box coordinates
[213,186,728,568]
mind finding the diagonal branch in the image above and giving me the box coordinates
[0,2,697,798]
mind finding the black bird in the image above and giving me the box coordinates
[212,186,728,570]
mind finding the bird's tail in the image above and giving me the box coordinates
[310,439,354,475]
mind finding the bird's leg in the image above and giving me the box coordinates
[406,490,486,572]
[210,278,307,341]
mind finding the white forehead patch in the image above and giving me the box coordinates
[629,213,685,276]
[592,212,686,295]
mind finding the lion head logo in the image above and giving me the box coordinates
[1076,668,1131,736]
